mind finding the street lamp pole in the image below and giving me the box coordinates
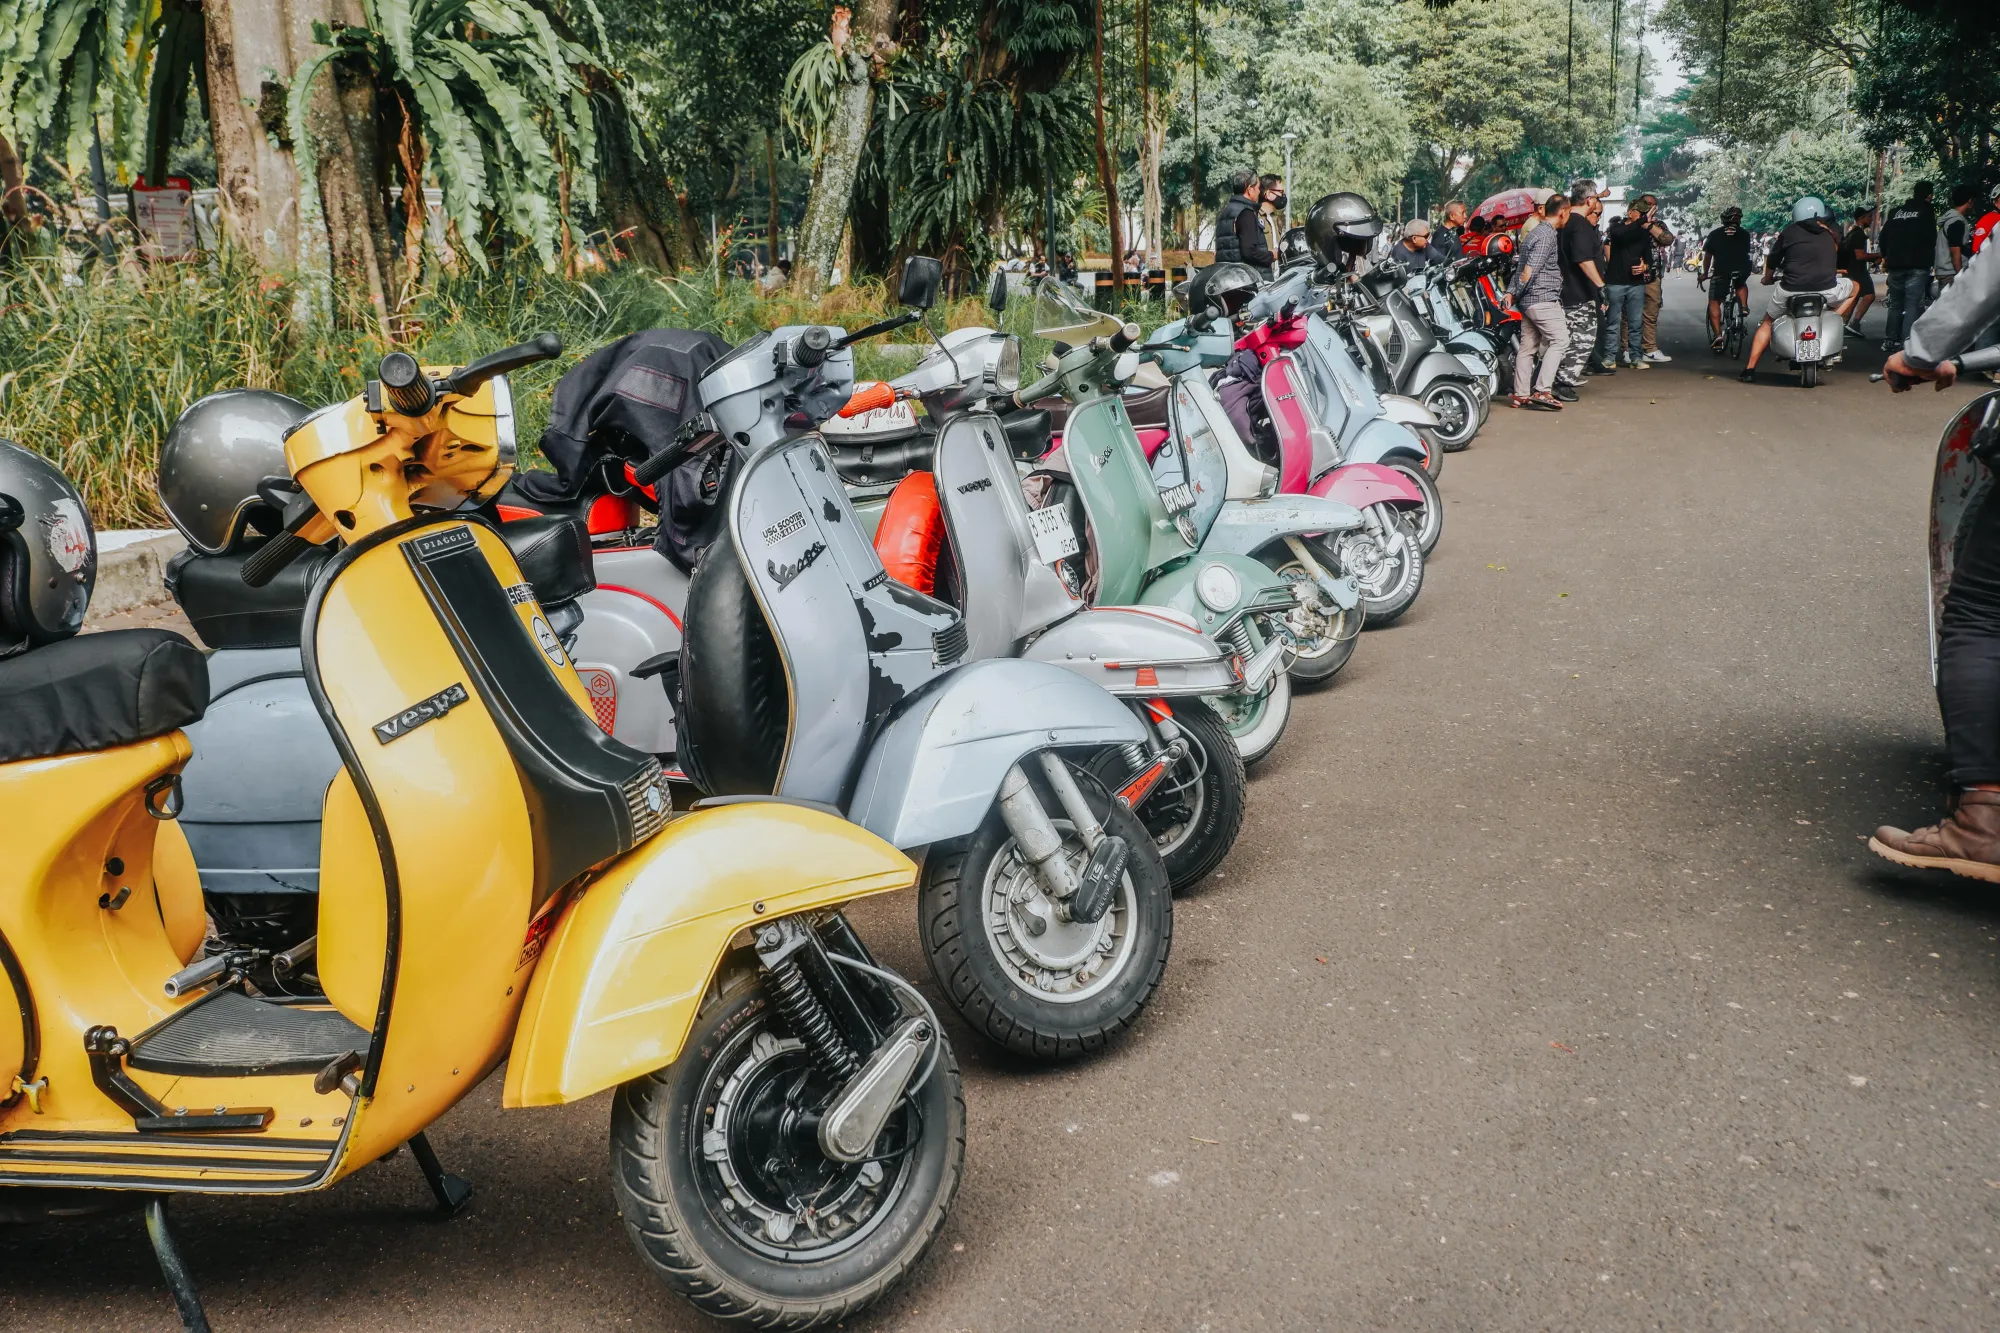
[1281,132,1298,231]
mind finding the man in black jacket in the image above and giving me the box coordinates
[1879,181,1938,349]
[1213,169,1275,276]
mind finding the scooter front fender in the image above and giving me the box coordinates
[1026,606,1241,697]
[846,657,1145,849]
[1199,495,1366,560]
[1309,462,1425,509]
[1140,552,1298,637]
[503,802,915,1107]
[1378,395,1440,428]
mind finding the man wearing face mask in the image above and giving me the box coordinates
[1259,174,1287,273]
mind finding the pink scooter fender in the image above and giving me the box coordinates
[1137,427,1171,461]
[1308,461,1425,509]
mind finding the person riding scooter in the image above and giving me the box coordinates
[1740,196,1856,383]
[1871,242,2000,879]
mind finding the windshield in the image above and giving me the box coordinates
[1032,278,1124,341]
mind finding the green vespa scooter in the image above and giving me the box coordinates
[1011,281,1361,765]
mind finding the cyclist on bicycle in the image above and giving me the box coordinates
[1700,206,1754,351]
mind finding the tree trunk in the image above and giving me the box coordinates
[0,130,24,226]
[202,0,304,264]
[1138,0,1161,271]
[1092,0,1123,300]
[796,0,897,299]
[766,128,782,269]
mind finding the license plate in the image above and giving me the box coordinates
[1796,334,1822,362]
[1159,481,1195,514]
[1027,504,1080,563]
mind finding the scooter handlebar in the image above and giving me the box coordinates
[839,381,898,418]
[441,331,564,397]
[630,441,689,488]
[1108,322,1141,353]
[1013,370,1063,407]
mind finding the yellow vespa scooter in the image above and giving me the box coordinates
[0,336,964,1329]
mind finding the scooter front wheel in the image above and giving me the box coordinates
[612,968,965,1326]
[1263,541,1363,688]
[1209,661,1291,767]
[1340,508,1424,627]
[1384,459,1444,555]
[1088,699,1247,893]
[919,765,1172,1060]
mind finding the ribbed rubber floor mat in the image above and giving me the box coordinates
[127,989,369,1077]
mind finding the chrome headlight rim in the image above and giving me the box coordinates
[1195,562,1242,613]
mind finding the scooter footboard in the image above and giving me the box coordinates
[503,802,915,1107]
[1199,495,1366,558]
[846,658,1145,849]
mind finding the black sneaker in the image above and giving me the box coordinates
[1552,383,1579,402]
[1737,368,1756,383]
[1588,361,1616,375]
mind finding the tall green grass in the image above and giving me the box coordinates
[0,245,1142,528]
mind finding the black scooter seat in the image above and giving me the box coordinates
[0,628,208,763]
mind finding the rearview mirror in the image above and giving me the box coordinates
[900,256,943,311]
[988,268,1008,313]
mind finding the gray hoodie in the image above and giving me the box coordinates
[1906,241,2000,371]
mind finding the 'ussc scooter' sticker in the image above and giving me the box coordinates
[532,614,568,668]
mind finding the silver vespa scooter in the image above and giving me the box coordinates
[674,260,1174,1062]
[875,274,1254,891]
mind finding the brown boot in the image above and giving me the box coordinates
[1870,790,2000,882]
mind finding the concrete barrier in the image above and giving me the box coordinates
[90,529,186,621]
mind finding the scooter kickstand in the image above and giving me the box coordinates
[408,1132,474,1217]
[143,1196,213,1333]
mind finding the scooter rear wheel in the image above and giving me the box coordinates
[919,766,1172,1060]
[612,968,965,1327]
[1089,700,1246,893]
[1210,659,1291,766]
[1423,381,1482,452]
[1383,459,1443,555]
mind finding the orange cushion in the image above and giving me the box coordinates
[874,472,944,594]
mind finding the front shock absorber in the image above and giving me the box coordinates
[755,919,859,1081]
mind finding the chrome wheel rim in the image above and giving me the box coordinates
[981,820,1137,1003]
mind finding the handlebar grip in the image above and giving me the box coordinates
[379,351,437,416]
[793,326,834,369]
[441,331,564,397]
[240,530,313,588]
[839,382,897,418]
[631,442,688,488]
[1109,322,1141,353]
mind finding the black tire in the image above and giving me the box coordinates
[918,764,1171,1060]
[1423,380,1481,451]
[1262,538,1362,688]
[1087,701,1246,893]
[1383,458,1443,555]
[1725,318,1745,360]
[611,967,965,1328]
[1801,363,1820,388]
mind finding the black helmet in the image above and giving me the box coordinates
[1304,192,1382,265]
[1278,227,1313,269]
[1186,261,1263,319]
[0,439,95,657]
[158,389,311,554]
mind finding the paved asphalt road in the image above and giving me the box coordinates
[11,274,2000,1330]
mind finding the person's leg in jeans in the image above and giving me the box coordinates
[1889,269,1931,344]
[1528,302,1569,392]
[1877,493,2000,873]
[1594,291,1625,366]
[1620,285,1647,363]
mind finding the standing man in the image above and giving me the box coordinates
[1554,181,1608,398]
[1504,193,1571,410]
[1258,173,1287,267]
[1598,198,1654,369]
[1214,170,1275,276]
[1943,184,1979,279]
[1637,193,1676,363]
[1436,200,1469,259]
[1878,180,1939,350]
[1840,205,1880,338]
[1395,217,1448,271]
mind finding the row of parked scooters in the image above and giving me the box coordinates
[0,199,1505,1329]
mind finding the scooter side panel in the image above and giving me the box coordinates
[846,658,1145,849]
[570,585,679,753]
[935,415,1035,658]
[1930,392,2000,682]
[1348,416,1432,466]
[1199,495,1366,560]
[1064,396,1191,605]
[503,802,914,1106]
[1026,607,1242,697]
[1163,378,1231,534]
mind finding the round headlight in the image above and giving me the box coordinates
[1195,562,1240,613]
[992,334,1021,394]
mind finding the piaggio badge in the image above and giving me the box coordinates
[374,682,470,744]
